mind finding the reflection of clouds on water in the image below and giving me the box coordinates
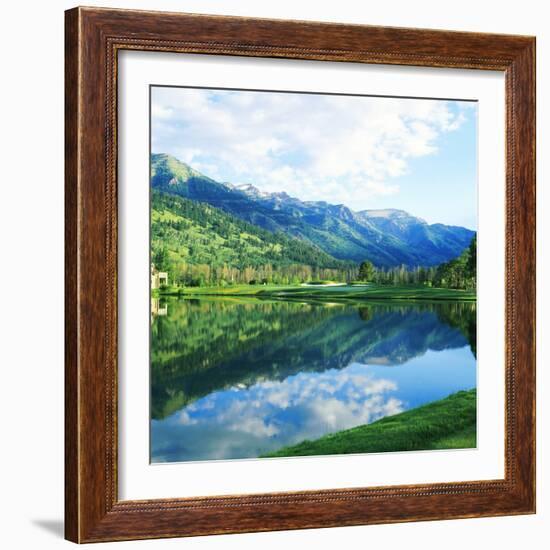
[152,364,403,462]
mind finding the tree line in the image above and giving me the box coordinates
[154,255,358,288]
[357,235,476,290]
[154,235,475,290]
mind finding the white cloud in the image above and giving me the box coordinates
[176,410,197,425]
[166,365,404,457]
[152,87,468,209]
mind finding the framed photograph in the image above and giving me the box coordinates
[65,7,536,543]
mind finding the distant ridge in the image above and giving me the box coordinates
[151,153,475,268]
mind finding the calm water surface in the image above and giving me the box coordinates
[151,297,476,462]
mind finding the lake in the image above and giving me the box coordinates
[151,297,476,462]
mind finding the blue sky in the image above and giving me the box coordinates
[151,86,477,229]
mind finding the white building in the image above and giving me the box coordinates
[151,263,169,289]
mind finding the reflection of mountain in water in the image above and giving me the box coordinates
[151,299,476,419]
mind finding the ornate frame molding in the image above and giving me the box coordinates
[65,7,535,543]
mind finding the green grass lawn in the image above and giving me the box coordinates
[157,284,294,296]
[259,284,475,301]
[158,284,476,301]
[262,389,477,458]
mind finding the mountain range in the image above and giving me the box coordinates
[151,153,475,268]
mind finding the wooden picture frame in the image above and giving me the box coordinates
[65,6,536,543]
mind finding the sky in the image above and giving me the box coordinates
[151,86,478,229]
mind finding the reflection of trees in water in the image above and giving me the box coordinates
[434,302,476,357]
[151,299,476,420]
[358,307,372,322]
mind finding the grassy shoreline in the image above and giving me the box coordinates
[156,284,476,302]
[262,389,477,458]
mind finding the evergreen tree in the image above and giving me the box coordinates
[467,235,476,279]
[153,246,169,272]
[358,260,375,281]
[433,236,476,290]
